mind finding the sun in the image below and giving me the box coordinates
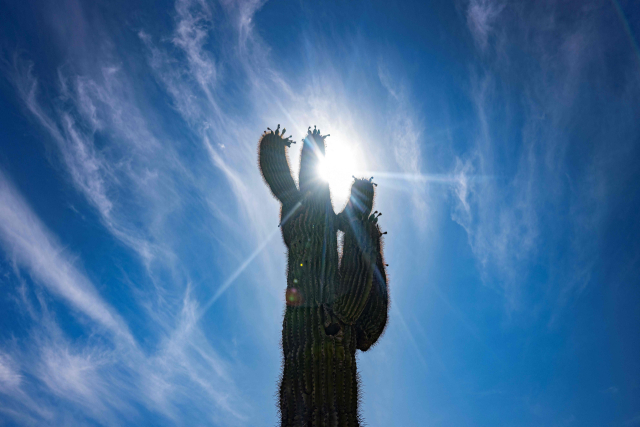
[317,137,362,209]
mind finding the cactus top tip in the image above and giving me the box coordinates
[307,125,330,139]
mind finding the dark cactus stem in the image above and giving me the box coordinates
[259,125,389,426]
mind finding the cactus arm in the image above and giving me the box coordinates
[336,177,375,221]
[332,214,380,324]
[329,178,380,325]
[298,127,329,195]
[333,177,389,347]
[355,234,388,351]
[258,125,299,205]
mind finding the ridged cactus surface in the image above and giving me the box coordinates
[259,125,389,427]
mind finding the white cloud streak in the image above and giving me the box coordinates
[0,149,247,424]
[0,351,21,393]
[455,0,639,314]
[377,63,430,230]
[466,0,505,51]
[11,59,163,266]
[0,243,248,425]
[0,169,134,342]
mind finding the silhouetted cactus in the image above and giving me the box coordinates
[259,124,389,426]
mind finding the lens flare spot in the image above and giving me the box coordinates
[286,287,304,306]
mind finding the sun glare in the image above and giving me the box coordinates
[317,138,361,208]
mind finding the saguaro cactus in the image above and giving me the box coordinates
[259,125,389,426]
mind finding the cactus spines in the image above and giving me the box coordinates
[259,125,389,426]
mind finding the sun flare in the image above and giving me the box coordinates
[317,138,362,209]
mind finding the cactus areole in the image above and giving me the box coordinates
[258,125,389,426]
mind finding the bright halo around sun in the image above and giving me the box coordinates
[317,137,362,209]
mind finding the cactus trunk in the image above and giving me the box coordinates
[259,125,389,426]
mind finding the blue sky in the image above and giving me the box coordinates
[0,0,639,425]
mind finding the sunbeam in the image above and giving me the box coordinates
[195,226,280,321]
[360,171,492,184]
[196,202,303,322]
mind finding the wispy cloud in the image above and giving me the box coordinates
[10,58,164,267]
[377,63,429,230]
[0,108,248,425]
[0,173,141,423]
[466,0,505,51]
[35,333,138,424]
[455,0,640,315]
[5,4,271,422]
[0,351,21,393]
[0,223,248,425]
[450,74,540,308]
[0,169,134,341]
